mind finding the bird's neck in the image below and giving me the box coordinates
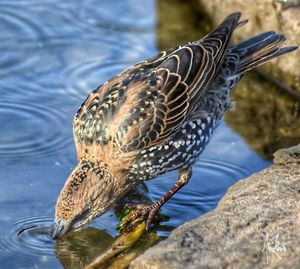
[77,158,135,197]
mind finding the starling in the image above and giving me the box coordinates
[52,12,297,239]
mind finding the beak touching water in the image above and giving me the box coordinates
[51,218,72,239]
[52,160,117,240]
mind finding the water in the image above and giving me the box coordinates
[0,1,298,268]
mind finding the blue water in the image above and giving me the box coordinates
[0,1,276,268]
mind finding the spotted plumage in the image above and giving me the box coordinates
[129,116,216,181]
[52,12,297,238]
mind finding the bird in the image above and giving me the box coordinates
[51,12,297,239]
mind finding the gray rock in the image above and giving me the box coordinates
[130,144,300,269]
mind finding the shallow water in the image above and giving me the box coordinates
[0,1,298,268]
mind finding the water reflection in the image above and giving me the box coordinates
[55,228,114,269]
[226,72,300,159]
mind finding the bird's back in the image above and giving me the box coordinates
[72,12,297,181]
[72,13,242,164]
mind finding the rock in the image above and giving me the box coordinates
[130,144,300,269]
[195,0,300,93]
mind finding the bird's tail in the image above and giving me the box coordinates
[198,12,242,69]
[231,31,297,74]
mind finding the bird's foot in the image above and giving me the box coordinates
[119,202,160,232]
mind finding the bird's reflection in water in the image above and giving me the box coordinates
[54,183,165,269]
[55,227,114,269]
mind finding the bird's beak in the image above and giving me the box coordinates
[51,218,72,240]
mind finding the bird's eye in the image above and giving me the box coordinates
[72,208,91,227]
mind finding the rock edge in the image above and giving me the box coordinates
[130,144,300,269]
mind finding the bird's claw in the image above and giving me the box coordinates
[119,203,160,232]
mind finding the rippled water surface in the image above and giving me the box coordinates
[1,1,298,268]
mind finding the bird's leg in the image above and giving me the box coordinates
[120,167,192,231]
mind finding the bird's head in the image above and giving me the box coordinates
[52,160,116,239]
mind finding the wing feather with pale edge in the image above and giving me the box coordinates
[73,12,241,153]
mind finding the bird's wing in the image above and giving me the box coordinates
[73,49,174,146]
[73,12,241,153]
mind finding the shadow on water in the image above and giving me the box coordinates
[0,0,299,268]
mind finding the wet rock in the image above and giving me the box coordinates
[195,0,300,93]
[130,144,300,269]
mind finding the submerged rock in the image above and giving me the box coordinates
[130,144,300,269]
